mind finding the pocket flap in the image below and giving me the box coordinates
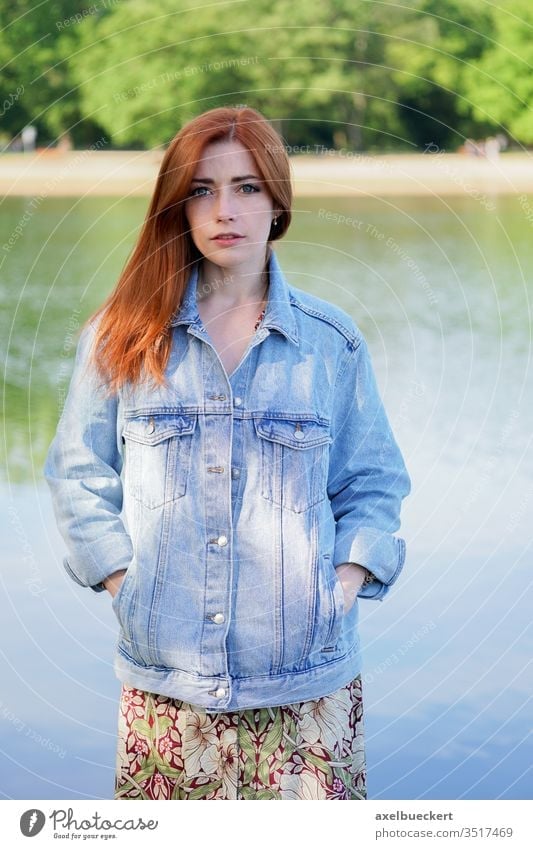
[123,412,197,446]
[254,416,331,449]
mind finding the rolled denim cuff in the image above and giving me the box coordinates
[61,533,132,593]
[333,525,406,587]
[63,556,109,592]
[63,556,127,594]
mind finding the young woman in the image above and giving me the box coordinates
[44,106,411,801]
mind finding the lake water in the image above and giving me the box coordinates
[1,193,532,800]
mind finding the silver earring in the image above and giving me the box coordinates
[273,217,278,226]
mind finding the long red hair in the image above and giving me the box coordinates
[87,106,293,392]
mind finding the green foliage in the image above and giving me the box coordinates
[0,0,105,144]
[0,0,531,150]
[386,0,496,147]
[461,1,533,143]
[64,0,420,149]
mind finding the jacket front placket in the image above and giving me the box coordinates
[171,271,269,708]
[168,254,297,706]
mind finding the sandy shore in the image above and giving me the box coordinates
[1,149,532,197]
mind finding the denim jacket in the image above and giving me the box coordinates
[44,248,411,711]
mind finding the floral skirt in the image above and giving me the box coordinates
[114,674,366,800]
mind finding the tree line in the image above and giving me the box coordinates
[1,0,532,152]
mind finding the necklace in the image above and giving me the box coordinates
[254,277,269,331]
[198,266,268,332]
[254,306,266,332]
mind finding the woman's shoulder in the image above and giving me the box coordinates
[287,284,364,348]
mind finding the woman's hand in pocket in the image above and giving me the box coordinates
[334,563,366,614]
[103,569,127,599]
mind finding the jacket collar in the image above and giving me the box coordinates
[168,247,299,345]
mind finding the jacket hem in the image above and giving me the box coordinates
[114,644,362,712]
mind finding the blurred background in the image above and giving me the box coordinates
[1,0,532,801]
[1,0,533,152]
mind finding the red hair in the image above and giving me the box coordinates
[87,106,293,392]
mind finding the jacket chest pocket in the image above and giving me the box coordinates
[122,412,197,509]
[254,416,332,513]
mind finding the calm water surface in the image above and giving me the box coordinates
[1,193,531,799]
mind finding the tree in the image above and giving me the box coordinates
[461,0,533,144]
[0,0,104,146]
[386,0,496,149]
[2,0,531,151]
[65,0,416,150]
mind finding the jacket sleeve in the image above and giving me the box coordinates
[43,319,133,593]
[327,333,411,601]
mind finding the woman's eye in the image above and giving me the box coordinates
[190,186,210,197]
[189,183,259,198]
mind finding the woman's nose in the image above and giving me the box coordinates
[214,186,236,219]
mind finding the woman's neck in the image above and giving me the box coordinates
[196,256,270,310]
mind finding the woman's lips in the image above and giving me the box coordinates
[211,235,244,246]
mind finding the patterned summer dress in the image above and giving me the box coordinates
[114,675,366,800]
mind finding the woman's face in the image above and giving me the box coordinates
[184,138,278,272]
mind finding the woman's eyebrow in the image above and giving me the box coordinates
[190,174,261,183]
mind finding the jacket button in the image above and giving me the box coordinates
[234,396,242,406]
[214,687,226,698]
[217,535,228,546]
[294,429,304,440]
[213,612,225,624]
[231,468,240,478]
[147,418,155,434]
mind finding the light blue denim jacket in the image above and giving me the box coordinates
[44,247,411,711]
